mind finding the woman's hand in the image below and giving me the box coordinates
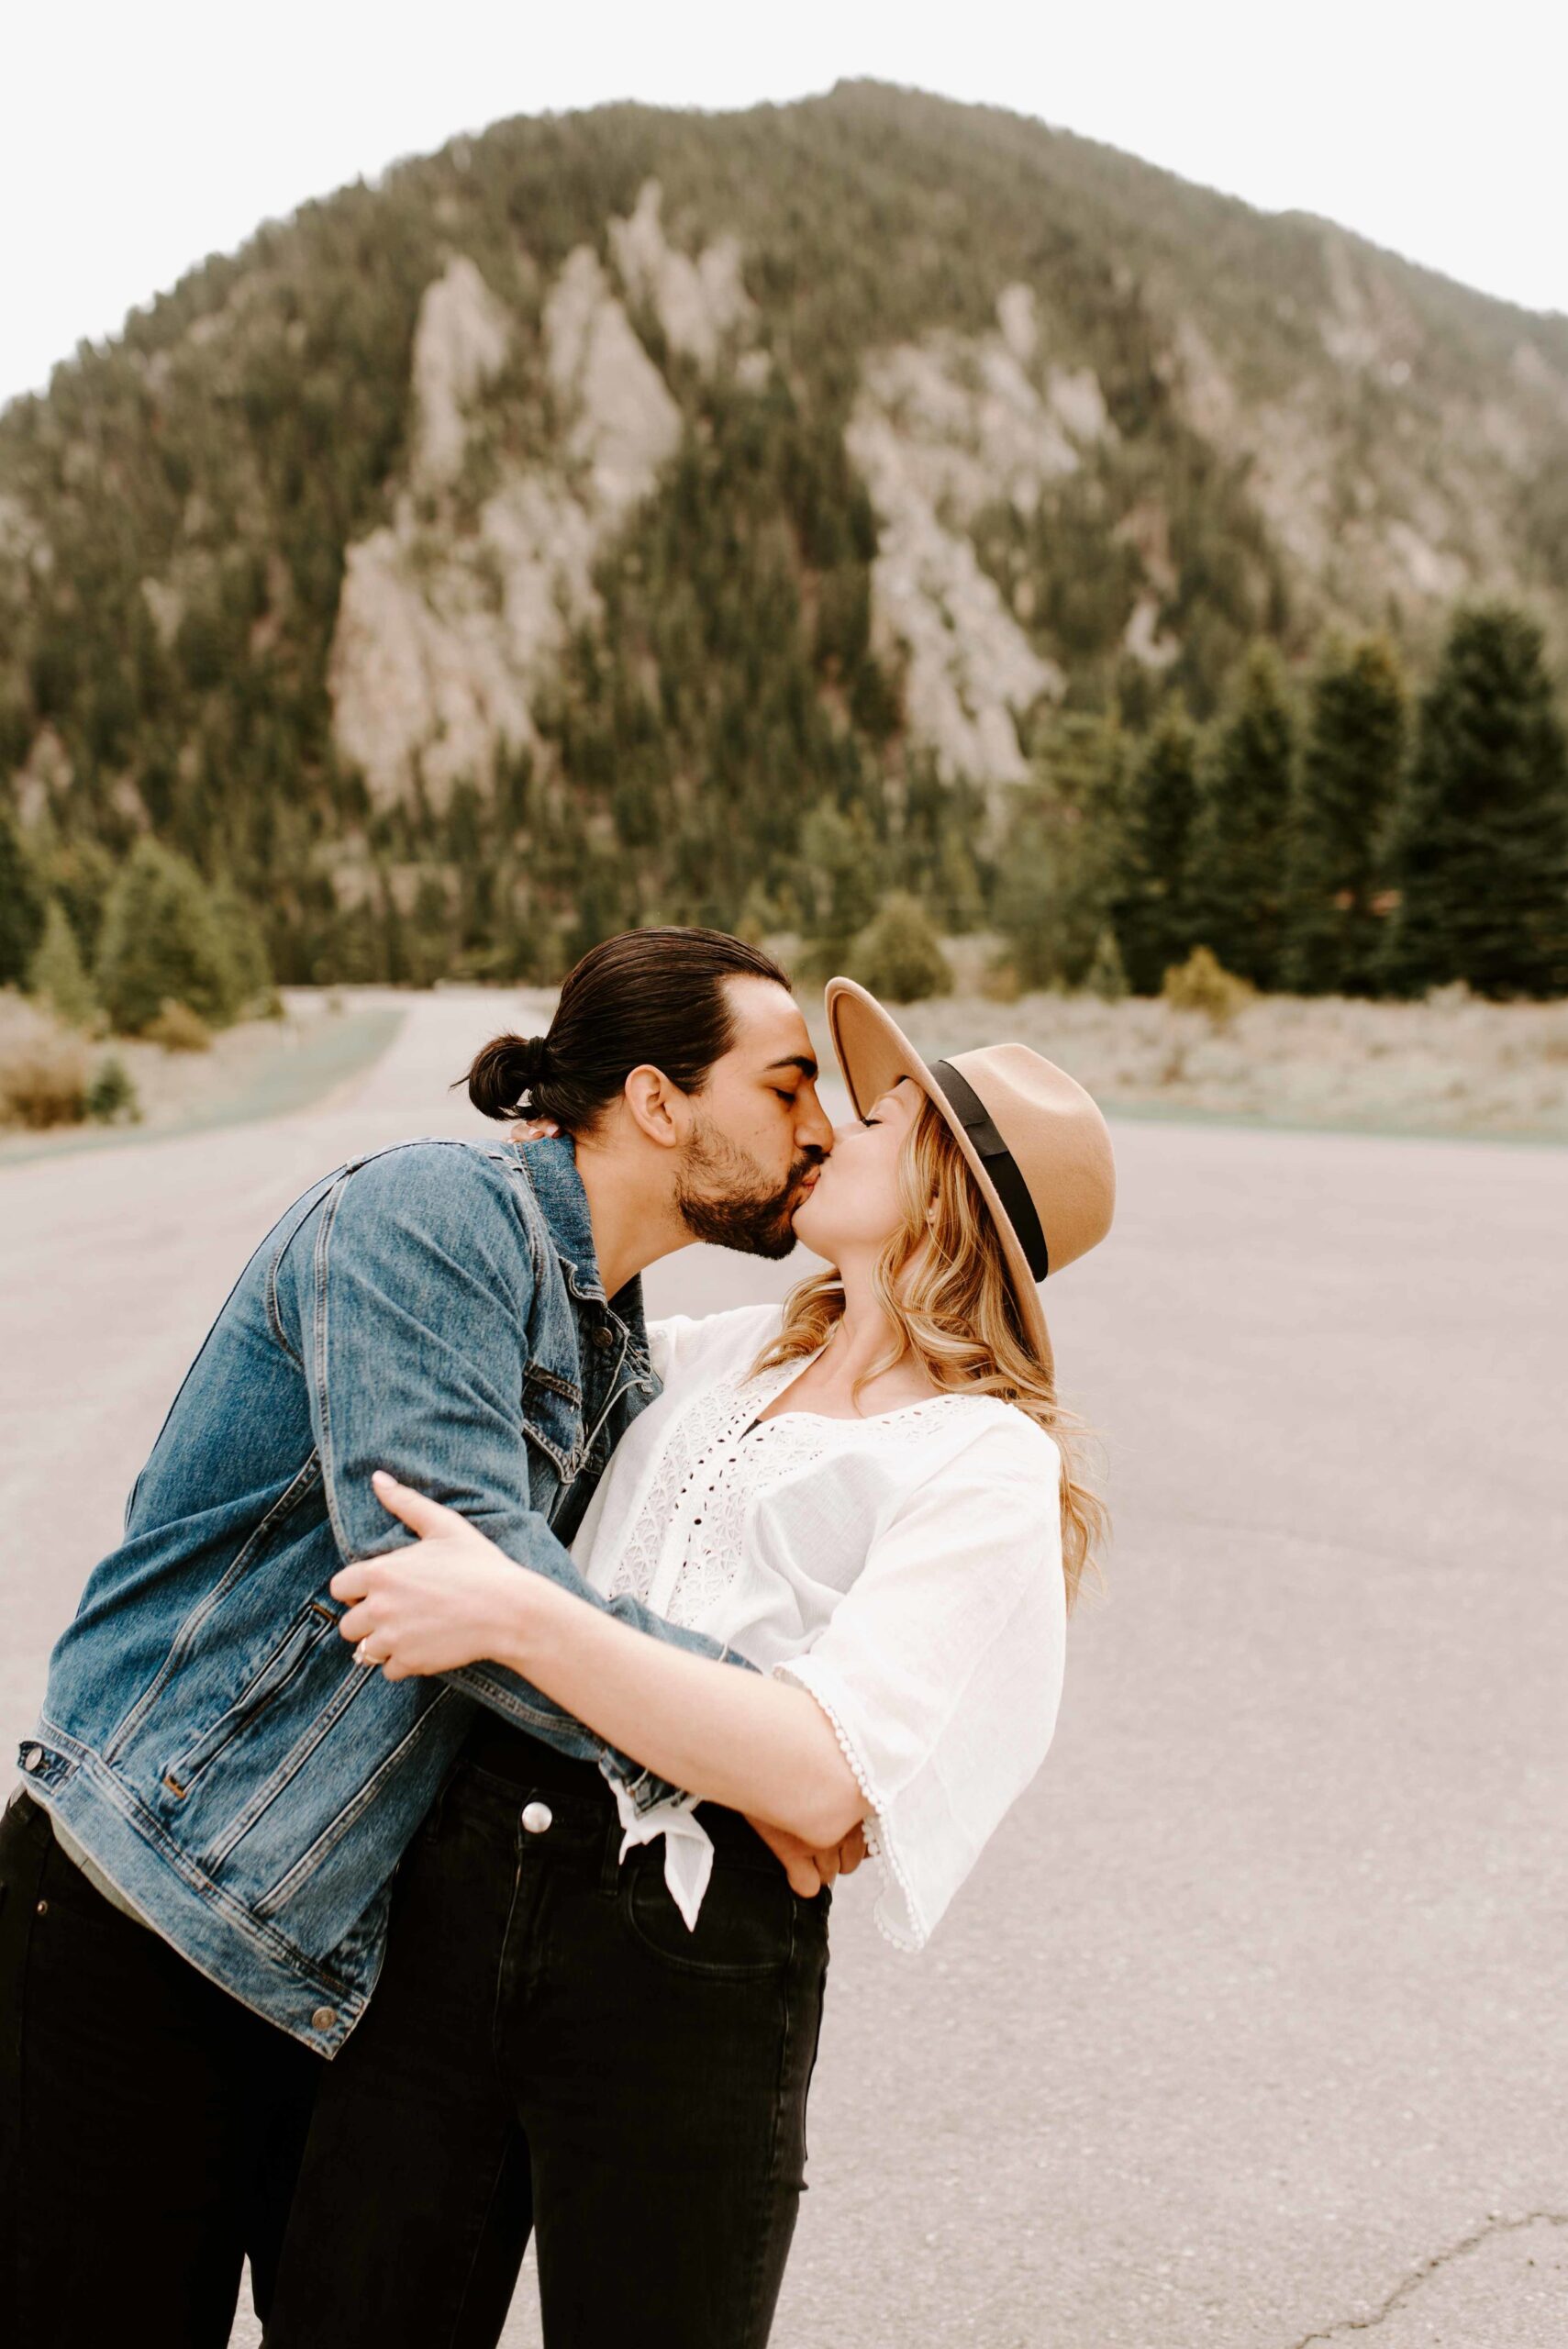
[331,1471,529,1680]
[745,1815,870,1898]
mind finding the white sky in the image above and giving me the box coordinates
[6,1,1566,408]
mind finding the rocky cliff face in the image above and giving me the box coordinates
[325,202,1129,810]
[315,173,1568,822]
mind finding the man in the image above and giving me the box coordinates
[0,927,845,2346]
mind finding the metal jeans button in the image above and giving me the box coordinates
[521,1800,552,1835]
[311,2006,338,2033]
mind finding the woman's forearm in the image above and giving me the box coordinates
[509,1576,863,1847]
[332,1474,866,1846]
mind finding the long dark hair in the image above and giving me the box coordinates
[466,928,793,1132]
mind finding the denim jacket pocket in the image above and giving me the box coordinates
[520,1364,583,1491]
[157,1596,340,1804]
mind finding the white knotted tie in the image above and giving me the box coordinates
[610,1779,716,1931]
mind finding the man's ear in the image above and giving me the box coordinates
[621,1065,686,1150]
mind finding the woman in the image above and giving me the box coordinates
[270,979,1114,2349]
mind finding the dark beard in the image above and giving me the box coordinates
[674,1119,818,1260]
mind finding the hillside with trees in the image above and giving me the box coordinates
[2,81,1566,1002]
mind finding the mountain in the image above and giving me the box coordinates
[3,80,1566,981]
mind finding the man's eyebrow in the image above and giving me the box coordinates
[762,1054,818,1081]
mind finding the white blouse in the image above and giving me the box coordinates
[572,1302,1066,1949]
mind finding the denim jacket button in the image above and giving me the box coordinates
[22,1745,44,1774]
[591,1325,616,1352]
[521,1801,552,1835]
[311,2006,338,2033]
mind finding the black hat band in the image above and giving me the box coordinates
[929,1060,1051,1283]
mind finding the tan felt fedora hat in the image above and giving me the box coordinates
[825,978,1116,1379]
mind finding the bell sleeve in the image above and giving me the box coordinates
[773,1414,1067,1950]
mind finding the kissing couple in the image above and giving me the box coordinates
[1,926,1114,2348]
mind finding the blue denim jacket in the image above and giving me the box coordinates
[18,1135,736,2053]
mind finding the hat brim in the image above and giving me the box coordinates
[824,977,1054,1380]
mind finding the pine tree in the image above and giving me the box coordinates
[846,893,952,1002]
[1191,645,1296,989]
[28,899,98,1028]
[1084,926,1129,1002]
[1113,707,1200,995]
[797,802,881,977]
[95,841,245,1034]
[0,808,46,988]
[991,815,1064,993]
[211,882,276,1010]
[1382,605,1568,998]
[1284,636,1407,995]
[995,716,1129,991]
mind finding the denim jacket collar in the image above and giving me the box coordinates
[519,1135,651,1374]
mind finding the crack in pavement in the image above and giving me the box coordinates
[1284,2210,1568,2345]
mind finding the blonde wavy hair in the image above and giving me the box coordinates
[751,1095,1106,1608]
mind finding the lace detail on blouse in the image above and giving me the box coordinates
[773,1661,926,1951]
[600,1368,779,1619]
[603,1364,989,1630]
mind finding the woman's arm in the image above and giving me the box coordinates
[333,1472,865,1850]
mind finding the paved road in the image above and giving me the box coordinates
[3,989,1563,2348]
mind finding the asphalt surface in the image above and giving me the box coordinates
[2,988,1562,2348]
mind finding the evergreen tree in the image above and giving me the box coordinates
[95,841,244,1033]
[0,808,46,987]
[28,899,98,1027]
[1284,635,1407,995]
[1191,644,1296,988]
[797,802,881,976]
[1113,707,1200,995]
[992,815,1063,992]
[846,893,952,1002]
[1382,605,1568,998]
[1084,926,1129,1002]
[211,882,276,1009]
[995,715,1129,991]
[43,836,117,964]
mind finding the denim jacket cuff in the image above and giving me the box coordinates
[599,1751,683,1816]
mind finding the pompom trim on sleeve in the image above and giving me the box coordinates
[774,1661,928,1952]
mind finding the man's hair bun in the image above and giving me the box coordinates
[466,1031,552,1120]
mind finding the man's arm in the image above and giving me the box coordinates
[275,1142,749,1764]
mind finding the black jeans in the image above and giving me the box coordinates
[0,1787,323,2347]
[268,1731,832,2349]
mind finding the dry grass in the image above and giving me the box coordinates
[801,975,1568,1142]
[0,988,373,1156]
[143,999,214,1052]
[0,995,92,1130]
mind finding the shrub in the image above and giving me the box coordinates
[0,997,90,1129]
[27,899,99,1029]
[144,998,213,1052]
[845,893,953,1003]
[1162,945,1252,1029]
[95,841,243,1034]
[1084,927,1129,1003]
[86,1054,141,1124]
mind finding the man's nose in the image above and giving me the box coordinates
[796,1081,836,1156]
